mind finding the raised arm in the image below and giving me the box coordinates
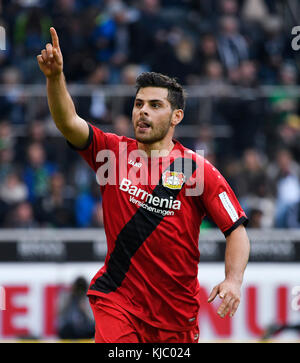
[37,27,89,148]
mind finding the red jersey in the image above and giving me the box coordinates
[68,123,248,331]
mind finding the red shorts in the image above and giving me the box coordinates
[89,296,199,343]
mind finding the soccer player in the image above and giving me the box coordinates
[37,27,250,343]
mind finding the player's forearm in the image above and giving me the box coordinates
[224,225,250,284]
[46,73,77,133]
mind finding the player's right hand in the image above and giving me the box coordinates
[37,27,63,78]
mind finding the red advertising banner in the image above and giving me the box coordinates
[0,263,299,341]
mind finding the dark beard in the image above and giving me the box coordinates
[134,116,172,145]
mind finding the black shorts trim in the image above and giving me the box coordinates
[223,216,248,237]
[66,122,93,151]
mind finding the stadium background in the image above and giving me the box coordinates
[0,0,300,342]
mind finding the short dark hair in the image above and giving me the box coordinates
[135,72,186,111]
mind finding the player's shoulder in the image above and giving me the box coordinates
[174,140,222,180]
[90,123,136,147]
[105,132,135,144]
[174,140,208,165]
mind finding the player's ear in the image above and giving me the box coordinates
[171,109,184,127]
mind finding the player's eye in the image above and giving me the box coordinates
[152,103,160,108]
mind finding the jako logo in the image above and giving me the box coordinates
[291,26,300,50]
[0,26,6,50]
[129,160,142,168]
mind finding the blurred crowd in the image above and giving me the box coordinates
[1,0,300,229]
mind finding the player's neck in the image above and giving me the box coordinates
[137,139,175,157]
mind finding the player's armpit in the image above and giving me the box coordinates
[61,115,90,149]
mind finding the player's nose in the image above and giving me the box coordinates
[139,104,150,116]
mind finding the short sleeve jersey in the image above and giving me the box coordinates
[68,123,248,331]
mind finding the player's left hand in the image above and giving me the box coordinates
[207,279,241,318]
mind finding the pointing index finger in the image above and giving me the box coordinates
[50,27,60,48]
